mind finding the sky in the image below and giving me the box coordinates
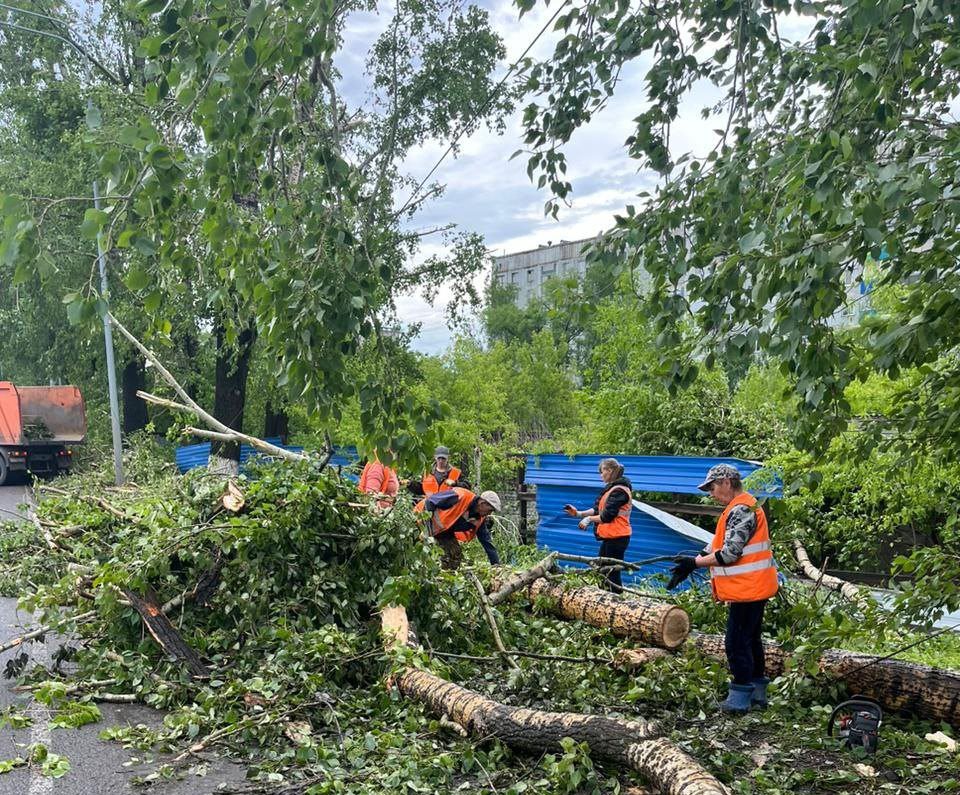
[339,1,808,354]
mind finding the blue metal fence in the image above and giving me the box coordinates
[526,454,781,586]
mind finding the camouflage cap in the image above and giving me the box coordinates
[434,446,451,458]
[697,463,742,491]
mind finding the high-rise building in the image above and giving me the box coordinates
[491,237,597,307]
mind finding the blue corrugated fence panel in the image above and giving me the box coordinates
[175,439,348,475]
[527,454,778,587]
[525,454,781,498]
[534,482,708,587]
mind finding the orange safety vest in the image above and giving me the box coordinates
[710,492,778,603]
[421,466,462,496]
[358,461,399,506]
[596,484,632,539]
[415,487,484,543]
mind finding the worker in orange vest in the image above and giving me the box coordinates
[419,445,464,496]
[667,463,778,715]
[564,457,632,593]
[358,455,400,509]
[416,487,501,570]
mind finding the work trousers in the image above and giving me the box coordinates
[598,535,630,593]
[434,527,499,570]
[434,530,463,571]
[725,599,767,685]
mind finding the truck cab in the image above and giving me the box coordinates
[0,382,86,485]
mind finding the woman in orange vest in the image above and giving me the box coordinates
[564,457,632,593]
[416,487,502,570]
[420,445,463,496]
[667,463,778,715]
[358,455,400,509]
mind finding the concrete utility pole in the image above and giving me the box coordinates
[93,178,124,485]
[0,4,125,484]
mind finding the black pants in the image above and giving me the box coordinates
[598,536,630,593]
[725,599,767,685]
[476,524,500,565]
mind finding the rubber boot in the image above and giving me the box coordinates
[750,677,770,710]
[719,683,754,715]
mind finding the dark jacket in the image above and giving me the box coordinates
[592,476,633,523]
[424,491,487,536]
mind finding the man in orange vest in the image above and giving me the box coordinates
[667,464,778,715]
[416,487,502,570]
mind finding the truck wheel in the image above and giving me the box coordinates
[0,456,8,487]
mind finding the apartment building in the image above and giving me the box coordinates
[491,237,597,307]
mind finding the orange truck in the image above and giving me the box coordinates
[0,382,86,485]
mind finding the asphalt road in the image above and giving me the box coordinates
[0,484,248,794]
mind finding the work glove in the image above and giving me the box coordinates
[578,517,592,530]
[666,556,697,590]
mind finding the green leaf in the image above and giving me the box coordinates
[738,230,765,254]
[862,202,883,229]
[80,209,109,241]
[143,290,163,313]
[244,46,257,69]
[124,264,152,292]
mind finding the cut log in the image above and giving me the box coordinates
[121,588,208,678]
[488,552,557,606]
[382,606,727,795]
[793,540,875,610]
[691,633,960,728]
[613,648,671,671]
[510,578,690,650]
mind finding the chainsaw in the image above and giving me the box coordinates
[827,695,883,754]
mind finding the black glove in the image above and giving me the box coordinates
[666,556,697,590]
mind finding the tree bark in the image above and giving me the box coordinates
[488,552,557,606]
[793,540,875,610]
[121,356,149,435]
[505,578,690,650]
[691,633,960,728]
[382,607,728,795]
[263,400,290,444]
[211,317,256,467]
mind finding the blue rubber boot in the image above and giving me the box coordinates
[750,677,770,710]
[719,683,754,715]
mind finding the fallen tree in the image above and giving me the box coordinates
[692,633,960,728]
[382,606,729,795]
[499,577,690,650]
[793,540,875,611]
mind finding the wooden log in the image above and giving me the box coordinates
[691,633,960,728]
[488,552,557,605]
[793,540,875,610]
[382,606,727,795]
[519,579,690,650]
[613,648,672,671]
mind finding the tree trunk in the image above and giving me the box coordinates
[210,318,256,471]
[121,357,149,435]
[506,578,690,650]
[263,400,289,444]
[382,607,728,795]
[691,633,960,728]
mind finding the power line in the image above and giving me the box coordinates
[393,0,572,219]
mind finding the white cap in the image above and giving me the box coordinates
[479,490,502,511]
